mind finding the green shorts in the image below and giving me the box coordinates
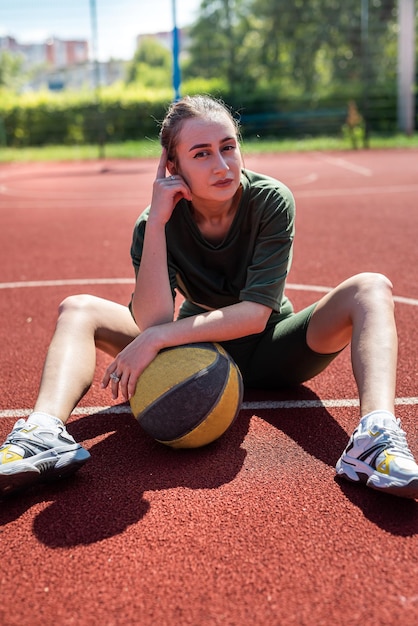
[217,303,342,389]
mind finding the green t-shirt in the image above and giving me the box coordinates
[130,169,295,320]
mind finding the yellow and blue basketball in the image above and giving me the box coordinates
[129,342,243,448]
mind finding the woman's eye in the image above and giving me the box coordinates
[194,145,235,159]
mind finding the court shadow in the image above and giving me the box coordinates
[2,390,416,541]
[335,478,418,536]
[244,385,418,535]
[244,385,349,468]
[0,407,250,547]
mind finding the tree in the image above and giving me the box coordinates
[184,0,255,91]
[126,38,171,85]
[185,0,398,98]
[0,50,24,91]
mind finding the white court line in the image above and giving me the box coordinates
[0,278,134,290]
[295,184,418,198]
[287,283,418,307]
[1,279,418,308]
[1,280,416,419]
[1,397,418,419]
[4,184,418,200]
[314,154,373,176]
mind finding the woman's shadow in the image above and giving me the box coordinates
[0,406,250,547]
[244,385,418,536]
[1,386,417,543]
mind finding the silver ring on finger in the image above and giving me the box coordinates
[170,175,176,180]
[110,372,121,382]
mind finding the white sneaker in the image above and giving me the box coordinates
[336,416,418,499]
[0,417,90,496]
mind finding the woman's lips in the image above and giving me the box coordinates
[213,178,234,187]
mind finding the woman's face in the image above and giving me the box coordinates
[171,114,243,205]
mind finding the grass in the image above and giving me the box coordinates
[0,134,417,163]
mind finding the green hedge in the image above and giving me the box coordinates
[0,87,172,147]
[0,82,403,148]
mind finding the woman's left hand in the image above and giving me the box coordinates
[102,328,160,401]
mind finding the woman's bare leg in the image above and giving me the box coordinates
[310,273,418,498]
[33,294,140,423]
[306,272,397,416]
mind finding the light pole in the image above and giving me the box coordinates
[89,0,105,158]
[172,0,182,101]
[361,0,370,148]
[397,0,415,135]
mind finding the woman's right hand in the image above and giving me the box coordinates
[102,326,161,401]
[149,148,192,225]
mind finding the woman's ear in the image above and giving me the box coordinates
[166,159,177,176]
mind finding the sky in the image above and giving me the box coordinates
[0,0,201,60]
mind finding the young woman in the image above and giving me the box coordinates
[1,95,417,498]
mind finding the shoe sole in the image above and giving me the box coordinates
[0,464,41,496]
[336,456,418,499]
[0,446,91,497]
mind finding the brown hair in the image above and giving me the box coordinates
[160,95,241,170]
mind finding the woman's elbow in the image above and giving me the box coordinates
[247,302,272,334]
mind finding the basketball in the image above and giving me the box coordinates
[129,342,243,448]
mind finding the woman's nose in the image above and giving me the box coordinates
[213,152,229,173]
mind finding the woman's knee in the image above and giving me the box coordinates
[57,294,138,354]
[57,295,111,348]
[58,294,100,320]
[307,272,395,353]
[351,272,394,308]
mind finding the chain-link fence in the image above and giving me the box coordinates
[0,0,416,147]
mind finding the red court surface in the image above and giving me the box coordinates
[0,149,417,625]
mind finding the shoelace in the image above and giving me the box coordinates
[380,426,415,461]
